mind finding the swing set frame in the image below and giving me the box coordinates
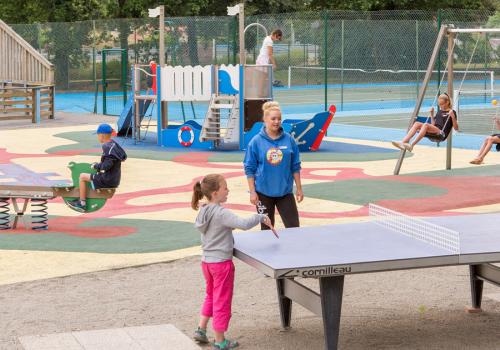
[394,26,500,175]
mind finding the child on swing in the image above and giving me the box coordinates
[392,93,459,153]
[470,116,500,165]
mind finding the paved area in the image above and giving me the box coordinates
[19,324,201,350]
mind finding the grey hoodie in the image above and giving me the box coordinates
[195,203,265,263]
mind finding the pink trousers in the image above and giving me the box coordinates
[201,260,235,332]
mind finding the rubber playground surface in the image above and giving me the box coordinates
[1,112,500,286]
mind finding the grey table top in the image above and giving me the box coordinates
[234,213,500,278]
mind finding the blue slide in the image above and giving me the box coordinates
[116,97,153,136]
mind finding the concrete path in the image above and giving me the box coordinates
[19,324,201,350]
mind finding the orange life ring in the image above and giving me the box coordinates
[178,126,194,147]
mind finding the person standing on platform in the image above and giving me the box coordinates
[256,29,283,69]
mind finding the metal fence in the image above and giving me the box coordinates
[8,9,499,118]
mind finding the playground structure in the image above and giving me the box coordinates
[117,4,335,151]
[118,62,335,151]
[0,20,55,123]
[0,162,115,231]
[394,25,500,175]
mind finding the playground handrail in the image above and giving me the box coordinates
[0,19,54,85]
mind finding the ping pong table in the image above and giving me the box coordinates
[233,204,500,350]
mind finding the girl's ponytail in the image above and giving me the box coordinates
[191,181,204,210]
[191,174,224,210]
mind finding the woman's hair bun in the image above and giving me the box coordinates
[262,101,280,112]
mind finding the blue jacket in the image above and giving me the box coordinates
[92,140,127,189]
[244,127,301,197]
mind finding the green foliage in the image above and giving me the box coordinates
[1,0,498,24]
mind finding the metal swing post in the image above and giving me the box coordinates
[394,25,449,175]
[446,31,455,170]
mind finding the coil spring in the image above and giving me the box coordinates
[0,198,10,230]
[31,198,48,231]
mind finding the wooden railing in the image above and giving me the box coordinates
[0,20,55,123]
[0,20,54,84]
[0,82,54,123]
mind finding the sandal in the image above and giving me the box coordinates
[193,327,209,344]
[212,339,239,349]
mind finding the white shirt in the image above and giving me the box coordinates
[256,36,273,65]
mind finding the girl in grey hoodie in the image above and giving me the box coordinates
[191,173,273,350]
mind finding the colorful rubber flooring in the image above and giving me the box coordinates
[1,122,500,285]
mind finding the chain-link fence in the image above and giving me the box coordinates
[8,9,499,121]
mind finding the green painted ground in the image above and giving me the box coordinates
[48,132,183,161]
[407,164,500,177]
[50,131,405,162]
[0,218,199,254]
[303,179,447,205]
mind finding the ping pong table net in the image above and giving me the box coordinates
[368,204,460,254]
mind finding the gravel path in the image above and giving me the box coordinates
[0,256,499,350]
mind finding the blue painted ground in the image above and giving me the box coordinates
[55,80,499,151]
[328,124,486,150]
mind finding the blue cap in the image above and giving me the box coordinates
[95,123,113,135]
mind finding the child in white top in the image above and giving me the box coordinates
[256,29,282,69]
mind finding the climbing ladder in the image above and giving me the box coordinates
[200,94,239,147]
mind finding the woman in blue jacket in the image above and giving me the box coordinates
[244,101,303,229]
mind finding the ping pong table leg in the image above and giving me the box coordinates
[469,265,484,312]
[276,279,292,329]
[319,275,344,350]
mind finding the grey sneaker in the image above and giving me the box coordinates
[67,199,86,212]
[213,339,239,350]
[193,327,209,344]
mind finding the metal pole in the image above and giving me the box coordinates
[238,3,245,65]
[484,32,488,99]
[437,9,442,94]
[491,71,495,96]
[341,20,344,111]
[446,32,454,170]
[213,38,216,64]
[288,66,292,89]
[102,50,107,115]
[92,20,97,114]
[288,41,291,68]
[159,5,165,67]
[394,25,449,175]
[324,11,328,111]
[416,20,419,100]
[122,49,127,106]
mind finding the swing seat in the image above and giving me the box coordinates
[415,116,432,124]
[425,133,447,146]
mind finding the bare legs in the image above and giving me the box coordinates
[79,173,91,201]
[392,122,442,152]
[471,136,500,164]
[408,122,441,147]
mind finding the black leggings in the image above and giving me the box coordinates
[256,192,300,230]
